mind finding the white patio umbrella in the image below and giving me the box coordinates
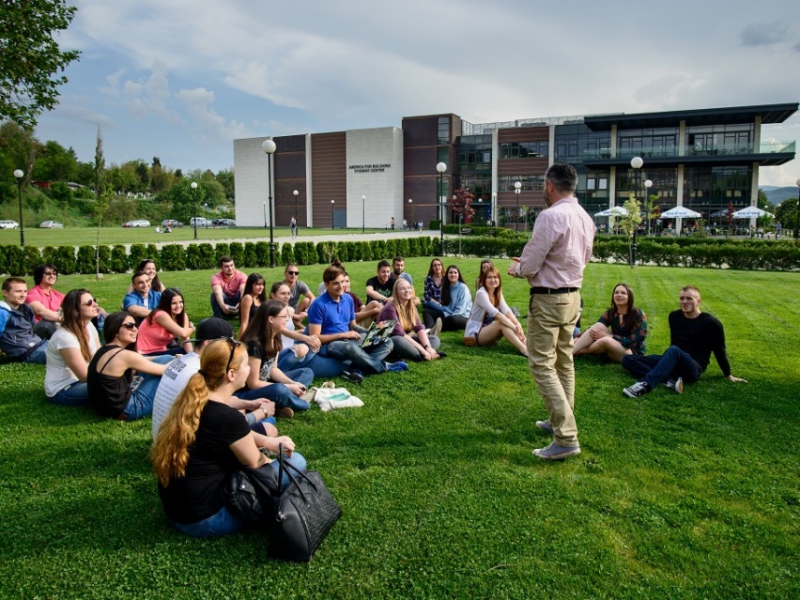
[731,206,774,219]
[660,206,702,219]
[594,206,628,217]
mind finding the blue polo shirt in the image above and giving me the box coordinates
[307,291,354,335]
[123,289,162,312]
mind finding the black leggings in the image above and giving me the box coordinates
[422,307,468,332]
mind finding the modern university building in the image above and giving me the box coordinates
[233,102,797,230]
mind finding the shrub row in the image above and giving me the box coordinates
[2,235,798,276]
[0,237,441,277]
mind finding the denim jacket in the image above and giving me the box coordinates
[0,301,43,358]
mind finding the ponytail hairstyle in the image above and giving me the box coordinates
[151,339,247,487]
[61,289,94,361]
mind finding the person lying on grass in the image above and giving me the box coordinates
[573,282,647,362]
[151,338,305,539]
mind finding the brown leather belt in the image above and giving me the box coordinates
[530,287,579,295]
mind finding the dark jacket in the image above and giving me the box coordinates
[0,301,43,358]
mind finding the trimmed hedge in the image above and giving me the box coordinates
[2,236,798,276]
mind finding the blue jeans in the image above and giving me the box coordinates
[170,452,308,538]
[622,346,704,390]
[234,367,315,411]
[122,355,174,420]
[49,382,89,406]
[279,347,348,378]
[22,341,49,365]
[324,338,393,374]
[210,292,241,319]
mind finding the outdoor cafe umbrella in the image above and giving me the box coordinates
[731,206,774,219]
[660,206,702,219]
[594,206,628,217]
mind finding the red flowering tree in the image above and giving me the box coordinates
[450,188,476,225]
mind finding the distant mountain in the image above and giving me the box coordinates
[764,187,798,206]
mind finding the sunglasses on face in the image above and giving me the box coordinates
[121,322,138,330]
[82,298,97,306]
[287,271,299,276]
[44,271,58,276]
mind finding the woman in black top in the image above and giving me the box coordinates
[151,338,305,538]
[237,273,266,340]
[87,312,173,420]
[573,283,647,362]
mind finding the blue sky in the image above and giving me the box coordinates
[34,0,800,186]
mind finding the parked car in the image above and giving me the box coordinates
[161,219,183,228]
[212,218,236,227]
[189,217,209,227]
[39,221,64,229]
[122,219,151,228]
[0,220,19,229]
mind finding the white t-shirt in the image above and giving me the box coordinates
[151,352,201,438]
[44,323,101,397]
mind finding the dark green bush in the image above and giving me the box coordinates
[160,244,186,272]
[243,243,258,268]
[76,246,95,274]
[23,246,42,274]
[280,242,295,266]
[110,245,129,273]
[255,242,270,267]
[54,246,76,275]
[129,244,147,269]
[214,243,230,265]
[229,242,244,267]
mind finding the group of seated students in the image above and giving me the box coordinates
[0,252,556,540]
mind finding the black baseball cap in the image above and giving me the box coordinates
[189,318,234,343]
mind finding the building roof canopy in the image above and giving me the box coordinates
[583,103,798,131]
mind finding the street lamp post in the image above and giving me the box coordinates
[330,199,335,230]
[362,195,366,233]
[408,198,413,230]
[262,202,267,229]
[190,182,198,240]
[514,181,522,233]
[261,139,277,268]
[644,179,653,236]
[293,189,299,227]
[491,192,496,226]
[795,178,800,240]
[436,162,447,255]
[630,156,644,266]
[14,169,25,246]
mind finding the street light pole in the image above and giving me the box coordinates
[630,156,644,266]
[514,181,521,233]
[191,181,198,240]
[644,179,653,236]
[436,162,447,255]
[263,202,267,229]
[795,178,800,240]
[362,195,366,233]
[14,169,25,246]
[293,189,299,226]
[330,199,335,230]
[261,139,277,268]
[408,198,413,230]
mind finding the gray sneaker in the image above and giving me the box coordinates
[663,377,684,394]
[533,442,581,461]
[623,381,650,398]
[429,317,443,338]
[536,420,554,435]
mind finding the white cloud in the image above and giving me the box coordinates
[176,87,253,143]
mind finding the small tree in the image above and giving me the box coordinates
[450,188,475,256]
[618,194,642,268]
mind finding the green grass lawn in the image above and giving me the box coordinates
[0,226,395,247]
[1,259,799,598]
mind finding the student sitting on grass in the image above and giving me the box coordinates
[572,283,647,362]
[422,265,472,332]
[151,338,305,539]
[0,277,48,364]
[126,259,166,294]
[136,288,195,356]
[123,271,162,324]
[25,263,64,339]
[377,278,442,362]
[87,312,174,421]
[236,301,315,417]
[237,273,266,339]
[45,289,102,406]
[464,267,527,356]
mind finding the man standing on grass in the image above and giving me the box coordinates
[621,285,747,397]
[210,256,246,319]
[508,163,595,461]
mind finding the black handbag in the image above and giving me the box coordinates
[266,445,342,562]
[224,463,279,525]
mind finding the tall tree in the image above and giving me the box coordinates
[618,195,643,268]
[0,0,81,128]
[94,127,107,279]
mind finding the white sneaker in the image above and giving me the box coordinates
[663,377,684,394]
[429,317,443,338]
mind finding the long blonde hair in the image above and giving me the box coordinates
[151,339,247,488]
[390,279,420,333]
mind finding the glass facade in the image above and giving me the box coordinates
[686,124,753,156]
[500,141,549,159]
[683,165,752,219]
[555,123,610,163]
[437,116,451,144]
[617,127,679,158]
[457,135,492,197]
[497,175,544,192]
